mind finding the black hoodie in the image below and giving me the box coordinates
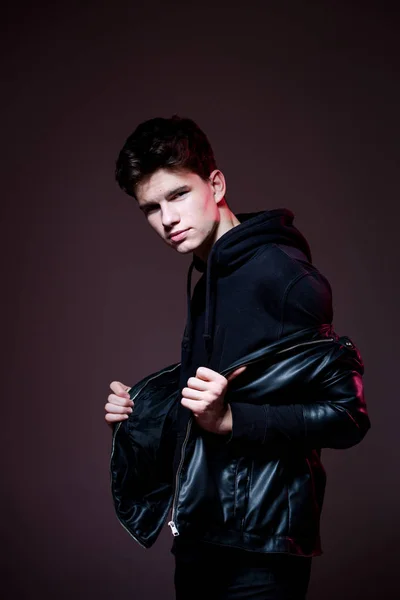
[172,208,334,558]
[178,207,332,388]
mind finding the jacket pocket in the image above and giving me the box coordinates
[233,457,251,527]
[242,457,289,537]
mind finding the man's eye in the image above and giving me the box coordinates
[143,192,187,215]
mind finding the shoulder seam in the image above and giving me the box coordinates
[278,272,318,340]
[272,243,312,267]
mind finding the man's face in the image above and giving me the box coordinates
[135,168,222,258]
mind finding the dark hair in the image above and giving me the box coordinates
[115,115,217,198]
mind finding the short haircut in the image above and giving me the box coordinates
[115,115,217,199]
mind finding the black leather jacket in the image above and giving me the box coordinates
[110,326,370,556]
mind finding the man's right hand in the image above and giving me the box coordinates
[105,381,134,425]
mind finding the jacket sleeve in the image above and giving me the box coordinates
[226,270,370,451]
[226,342,370,450]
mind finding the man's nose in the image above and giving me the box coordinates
[161,206,179,228]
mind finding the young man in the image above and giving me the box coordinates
[106,115,370,600]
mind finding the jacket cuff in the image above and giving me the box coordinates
[226,403,269,445]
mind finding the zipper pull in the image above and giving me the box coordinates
[168,521,179,536]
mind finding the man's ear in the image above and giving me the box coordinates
[209,169,226,203]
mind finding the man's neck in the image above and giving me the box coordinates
[193,209,241,263]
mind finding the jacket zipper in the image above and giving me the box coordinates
[167,336,335,537]
[221,337,335,377]
[276,337,335,355]
[168,417,193,536]
[110,365,179,548]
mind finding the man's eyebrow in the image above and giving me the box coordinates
[139,185,190,211]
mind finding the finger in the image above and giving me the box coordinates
[226,365,247,382]
[182,387,204,401]
[105,402,133,414]
[181,397,205,413]
[110,381,132,398]
[107,393,134,407]
[186,376,209,391]
[195,366,224,382]
[105,413,129,424]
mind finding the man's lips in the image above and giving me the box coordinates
[169,229,189,241]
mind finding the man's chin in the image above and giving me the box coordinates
[174,243,193,254]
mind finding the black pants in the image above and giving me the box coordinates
[174,551,313,600]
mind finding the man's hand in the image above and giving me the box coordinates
[105,381,133,426]
[181,365,247,435]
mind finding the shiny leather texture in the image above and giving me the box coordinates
[110,326,370,555]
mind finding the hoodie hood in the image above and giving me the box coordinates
[183,208,312,363]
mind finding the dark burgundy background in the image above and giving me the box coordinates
[2,2,399,598]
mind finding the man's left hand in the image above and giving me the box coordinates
[181,365,247,435]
